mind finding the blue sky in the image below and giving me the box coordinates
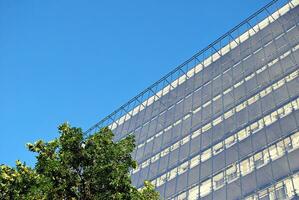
[0,0,270,167]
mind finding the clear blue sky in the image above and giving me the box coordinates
[0,0,270,167]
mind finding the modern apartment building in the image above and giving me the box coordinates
[86,0,299,199]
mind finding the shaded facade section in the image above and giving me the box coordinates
[87,0,299,199]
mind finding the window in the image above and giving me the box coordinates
[213,142,224,155]
[260,87,272,98]
[293,174,299,196]
[224,109,234,119]
[291,132,299,149]
[151,179,157,187]
[270,111,279,122]
[238,129,249,141]
[226,164,238,182]
[250,122,260,133]
[234,80,244,88]
[291,100,299,110]
[182,136,190,145]
[263,149,270,164]
[202,123,212,133]
[156,174,167,187]
[247,95,259,105]
[277,107,286,118]
[283,178,294,198]
[213,94,221,101]
[190,155,200,169]
[284,137,293,152]
[258,119,265,129]
[236,102,246,112]
[213,172,225,190]
[171,142,180,151]
[188,186,199,200]
[240,158,253,176]
[201,149,212,162]
[254,152,265,168]
[225,135,236,148]
[257,65,267,74]
[177,192,187,200]
[223,87,233,95]
[203,101,211,108]
[275,184,288,199]
[161,148,170,157]
[191,129,201,139]
[151,154,159,163]
[284,102,293,116]
[213,116,222,126]
[269,145,279,161]
[178,161,189,175]
[264,115,273,126]
[273,79,285,90]
[258,190,269,200]
[276,141,285,158]
[168,168,177,181]
[141,159,150,168]
[200,179,211,197]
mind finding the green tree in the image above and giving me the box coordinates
[0,123,160,200]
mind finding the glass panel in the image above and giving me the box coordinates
[269,145,279,161]
[200,179,212,197]
[226,164,238,182]
[254,151,266,169]
[240,158,253,176]
[201,149,212,162]
[178,161,189,175]
[213,142,224,155]
[190,155,200,169]
[213,172,225,190]
[168,168,178,181]
[225,135,236,148]
[291,132,299,149]
[188,186,199,200]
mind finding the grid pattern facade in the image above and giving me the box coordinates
[87,0,299,199]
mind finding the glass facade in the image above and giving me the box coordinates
[86,0,299,199]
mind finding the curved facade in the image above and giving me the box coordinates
[87,0,299,199]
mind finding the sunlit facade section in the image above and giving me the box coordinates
[87,0,299,199]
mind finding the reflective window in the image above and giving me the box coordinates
[226,164,238,182]
[200,179,211,197]
[188,186,199,200]
[178,161,189,175]
[291,132,299,149]
[240,158,253,176]
[269,145,279,161]
[201,149,212,162]
[225,135,236,148]
[168,168,177,181]
[238,129,250,141]
[190,155,200,169]
[254,152,265,168]
[213,172,225,190]
[213,142,224,155]
[177,192,187,200]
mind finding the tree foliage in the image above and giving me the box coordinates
[0,123,160,200]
